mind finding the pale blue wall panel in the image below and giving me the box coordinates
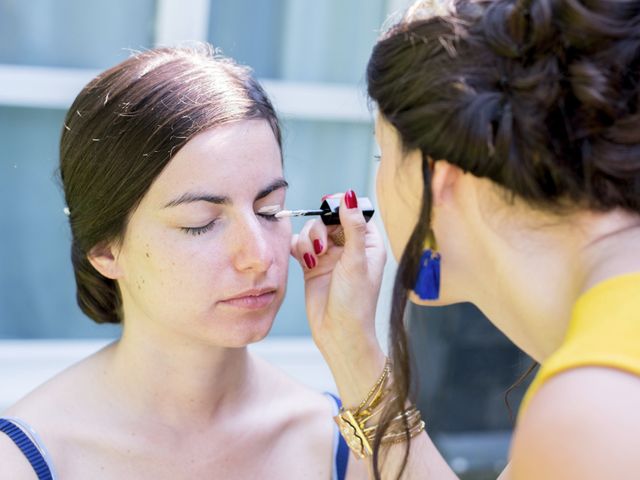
[0,0,156,69]
[270,118,374,336]
[0,106,121,338]
[0,1,380,338]
[208,0,285,78]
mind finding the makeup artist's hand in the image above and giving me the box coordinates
[291,190,387,403]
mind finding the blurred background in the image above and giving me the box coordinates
[0,1,531,478]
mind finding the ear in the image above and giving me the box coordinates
[431,159,464,207]
[87,242,123,280]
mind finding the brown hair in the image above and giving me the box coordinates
[60,45,281,324]
[367,0,640,477]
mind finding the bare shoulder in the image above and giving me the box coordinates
[252,358,370,479]
[1,343,113,470]
[252,355,335,425]
[511,367,640,480]
[3,347,106,421]
[246,356,339,476]
[0,430,41,479]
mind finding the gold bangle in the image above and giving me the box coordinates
[335,409,374,458]
[365,405,424,442]
[380,420,426,445]
[334,358,391,459]
[354,359,391,415]
[334,360,427,459]
[336,398,426,458]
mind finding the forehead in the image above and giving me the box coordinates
[148,119,282,199]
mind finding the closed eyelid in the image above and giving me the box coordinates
[257,204,282,216]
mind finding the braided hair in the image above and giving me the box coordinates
[366,0,640,477]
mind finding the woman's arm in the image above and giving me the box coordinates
[292,193,460,479]
[322,338,458,480]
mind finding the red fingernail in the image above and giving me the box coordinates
[303,252,316,269]
[313,239,323,254]
[345,190,358,209]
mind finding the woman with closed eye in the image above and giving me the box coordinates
[0,46,367,480]
[291,0,640,478]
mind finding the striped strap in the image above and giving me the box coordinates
[0,418,53,480]
[326,393,350,480]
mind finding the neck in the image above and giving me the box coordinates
[464,208,640,363]
[103,320,256,431]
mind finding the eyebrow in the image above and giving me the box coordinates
[163,177,289,208]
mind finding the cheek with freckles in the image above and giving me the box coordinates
[118,228,220,319]
[116,211,293,334]
[269,224,293,299]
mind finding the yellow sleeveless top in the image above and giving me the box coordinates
[519,272,640,416]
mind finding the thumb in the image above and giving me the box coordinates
[338,189,368,266]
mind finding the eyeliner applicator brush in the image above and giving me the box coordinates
[258,197,375,226]
[273,209,325,218]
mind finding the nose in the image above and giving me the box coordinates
[230,214,274,273]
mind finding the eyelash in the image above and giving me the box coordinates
[374,155,381,162]
[258,213,280,222]
[181,212,279,236]
[181,220,216,236]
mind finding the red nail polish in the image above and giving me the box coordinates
[345,190,358,209]
[303,252,316,269]
[313,239,323,255]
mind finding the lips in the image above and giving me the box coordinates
[219,287,278,310]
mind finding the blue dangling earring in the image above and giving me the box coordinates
[413,229,441,300]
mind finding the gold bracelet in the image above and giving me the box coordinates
[334,360,426,459]
[380,420,426,445]
[363,406,421,435]
[365,405,425,444]
[354,359,391,415]
[334,358,391,458]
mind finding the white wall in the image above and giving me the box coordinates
[0,338,336,411]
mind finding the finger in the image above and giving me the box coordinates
[363,220,387,275]
[308,218,329,256]
[338,189,368,266]
[293,219,321,269]
[322,192,342,201]
[320,193,346,247]
[290,233,299,258]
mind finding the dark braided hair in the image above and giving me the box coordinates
[366,0,640,477]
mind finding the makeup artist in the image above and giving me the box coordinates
[291,0,640,478]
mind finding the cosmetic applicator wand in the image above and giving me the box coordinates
[258,196,375,225]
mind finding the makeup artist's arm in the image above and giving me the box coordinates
[291,192,459,480]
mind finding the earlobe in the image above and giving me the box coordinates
[431,160,463,207]
[87,242,123,280]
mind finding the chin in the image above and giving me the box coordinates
[217,313,276,348]
[235,325,273,346]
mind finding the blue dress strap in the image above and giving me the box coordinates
[0,418,54,480]
[325,393,349,480]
